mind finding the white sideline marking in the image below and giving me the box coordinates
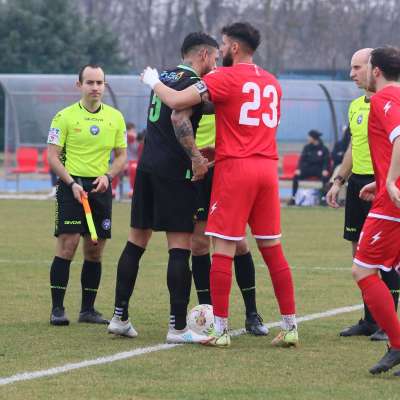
[0,304,362,386]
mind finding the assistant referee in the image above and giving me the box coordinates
[47,64,127,326]
[327,48,400,340]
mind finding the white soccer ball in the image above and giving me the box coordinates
[187,304,214,335]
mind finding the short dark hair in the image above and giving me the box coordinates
[221,22,261,52]
[78,64,105,83]
[126,122,136,130]
[180,32,219,58]
[370,46,400,81]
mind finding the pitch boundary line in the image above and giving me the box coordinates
[0,304,363,387]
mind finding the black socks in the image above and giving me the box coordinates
[50,256,71,310]
[192,254,212,304]
[234,252,257,316]
[114,241,145,320]
[167,248,192,330]
[81,260,102,312]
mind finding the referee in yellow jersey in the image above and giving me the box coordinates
[47,64,127,326]
[327,48,400,340]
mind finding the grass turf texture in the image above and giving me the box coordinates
[1,200,399,399]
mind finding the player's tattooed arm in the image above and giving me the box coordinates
[171,108,208,180]
[201,92,215,115]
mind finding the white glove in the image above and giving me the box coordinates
[141,67,160,89]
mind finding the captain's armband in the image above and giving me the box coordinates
[193,80,208,94]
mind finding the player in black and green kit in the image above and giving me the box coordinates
[47,64,127,326]
[109,33,219,342]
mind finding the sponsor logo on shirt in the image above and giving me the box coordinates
[84,117,103,122]
[160,71,184,83]
[90,125,100,135]
[48,127,61,144]
[357,114,363,124]
[102,218,111,230]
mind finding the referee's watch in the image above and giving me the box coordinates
[333,175,346,185]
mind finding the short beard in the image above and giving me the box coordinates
[222,51,233,67]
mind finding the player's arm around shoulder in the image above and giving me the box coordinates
[141,67,203,110]
[171,108,208,181]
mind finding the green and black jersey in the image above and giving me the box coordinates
[48,102,127,177]
[139,64,203,180]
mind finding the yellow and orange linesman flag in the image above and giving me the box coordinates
[81,193,98,244]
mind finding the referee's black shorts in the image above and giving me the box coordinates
[343,173,374,242]
[55,177,112,239]
[131,169,197,233]
[194,166,214,222]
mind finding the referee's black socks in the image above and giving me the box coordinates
[81,260,102,312]
[167,248,192,330]
[192,254,212,305]
[50,256,71,310]
[234,252,258,316]
[114,241,145,321]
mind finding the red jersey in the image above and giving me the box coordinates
[368,85,400,220]
[202,63,281,162]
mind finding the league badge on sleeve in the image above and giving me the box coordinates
[47,128,61,144]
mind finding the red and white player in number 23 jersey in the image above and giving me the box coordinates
[141,22,298,348]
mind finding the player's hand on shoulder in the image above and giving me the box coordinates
[191,155,208,181]
[141,67,160,89]
[359,181,376,202]
[91,175,109,193]
[387,181,400,208]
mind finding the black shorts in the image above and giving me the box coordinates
[194,167,214,222]
[55,177,112,238]
[343,173,374,242]
[131,169,196,232]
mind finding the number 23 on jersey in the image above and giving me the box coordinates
[239,82,278,128]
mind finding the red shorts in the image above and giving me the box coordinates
[354,216,400,272]
[205,157,281,241]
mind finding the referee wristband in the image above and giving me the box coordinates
[333,175,346,185]
[68,180,76,188]
[105,173,113,183]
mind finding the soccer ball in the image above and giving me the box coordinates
[187,304,214,335]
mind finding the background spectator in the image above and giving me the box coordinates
[288,130,330,205]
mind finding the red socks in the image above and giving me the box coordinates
[260,244,296,315]
[210,253,233,318]
[358,274,400,349]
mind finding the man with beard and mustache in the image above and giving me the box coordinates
[141,22,298,348]
[350,46,400,375]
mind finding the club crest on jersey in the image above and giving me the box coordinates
[90,125,100,135]
[160,71,184,83]
[357,114,363,124]
[102,219,111,230]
